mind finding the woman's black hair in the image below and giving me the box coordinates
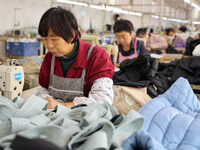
[136,28,147,37]
[165,28,175,35]
[113,19,134,34]
[38,6,81,43]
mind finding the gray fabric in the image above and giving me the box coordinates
[14,95,48,118]
[49,44,96,102]
[0,96,19,121]
[68,119,114,150]
[113,110,144,147]
[12,96,26,108]
[0,95,144,150]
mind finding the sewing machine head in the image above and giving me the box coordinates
[0,64,24,100]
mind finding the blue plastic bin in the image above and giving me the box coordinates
[8,41,39,57]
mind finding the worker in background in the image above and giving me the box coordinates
[136,28,168,54]
[36,7,114,109]
[179,23,188,33]
[166,28,186,48]
[185,33,200,56]
[113,19,150,67]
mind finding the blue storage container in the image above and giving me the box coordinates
[99,39,102,45]
[8,41,39,57]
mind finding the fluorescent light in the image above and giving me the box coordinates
[105,6,123,12]
[184,0,191,4]
[129,11,142,16]
[191,2,200,11]
[151,16,189,23]
[55,1,142,17]
[193,21,200,24]
[121,10,129,14]
[56,0,88,6]
[89,4,142,16]
[111,7,123,13]
[151,15,159,19]
[184,0,200,11]
[89,5,120,12]
[191,3,198,8]
[105,6,114,11]
[90,4,105,10]
[168,18,183,22]
[162,17,168,20]
[184,20,190,23]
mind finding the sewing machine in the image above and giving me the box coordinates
[0,65,24,100]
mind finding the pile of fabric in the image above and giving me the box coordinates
[0,95,143,150]
[113,55,171,98]
[159,56,200,84]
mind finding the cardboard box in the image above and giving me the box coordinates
[0,41,6,57]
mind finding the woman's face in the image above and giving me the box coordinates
[115,31,133,48]
[138,32,149,41]
[42,28,75,57]
[168,31,175,37]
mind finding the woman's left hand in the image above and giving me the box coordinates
[45,97,75,109]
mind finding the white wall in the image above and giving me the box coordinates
[0,0,144,35]
[58,3,143,33]
[0,0,184,35]
[0,0,51,35]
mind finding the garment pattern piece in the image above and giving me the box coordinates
[0,95,144,150]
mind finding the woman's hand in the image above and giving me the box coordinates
[114,63,120,68]
[147,47,152,51]
[64,102,75,108]
[172,44,176,47]
[160,49,166,54]
[45,97,75,109]
[45,97,61,109]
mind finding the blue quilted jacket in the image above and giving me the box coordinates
[123,77,200,150]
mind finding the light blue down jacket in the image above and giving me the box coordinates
[123,77,200,150]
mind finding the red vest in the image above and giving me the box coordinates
[39,38,114,97]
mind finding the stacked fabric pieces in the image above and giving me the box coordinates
[0,94,144,150]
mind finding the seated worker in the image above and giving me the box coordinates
[113,19,150,67]
[36,7,114,109]
[136,28,168,54]
[166,28,186,48]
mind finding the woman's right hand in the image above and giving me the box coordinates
[147,47,152,51]
[45,97,60,109]
[114,63,120,68]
